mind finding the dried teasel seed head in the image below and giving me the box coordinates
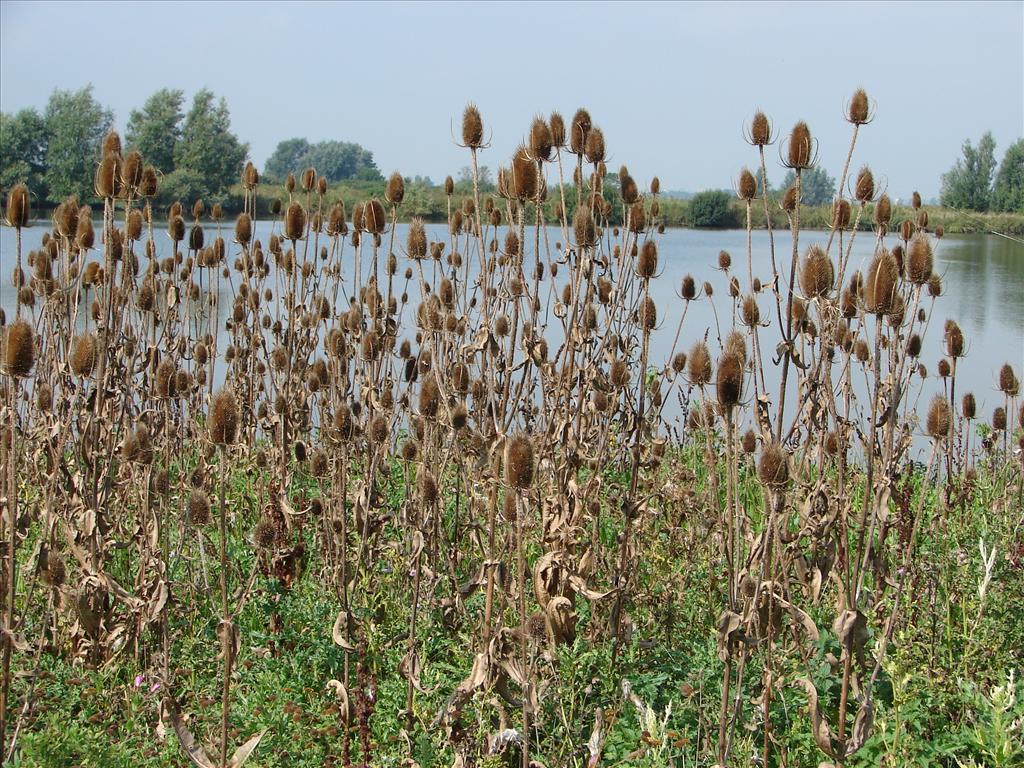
[848,88,870,124]
[906,234,933,284]
[927,273,942,297]
[781,185,799,213]
[993,407,1007,431]
[548,111,566,147]
[504,434,535,489]
[998,363,1019,396]
[907,333,922,358]
[787,121,813,169]
[799,245,834,298]
[926,395,952,439]
[529,117,553,162]
[209,388,239,445]
[462,103,484,148]
[911,191,922,210]
[688,341,712,387]
[637,240,657,279]
[832,198,852,230]
[741,294,760,327]
[716,351,744,410]
[584,127,606,164]
[938,358,951,378]
[874,195,892,227]
[70,333,98,377]
[235,213,252,246]
[944,319,965,358]
[854,166,874,202]
[863,249,899,315]
[638,296,657,330]
[511,145,538,201]
[188,490,211,526]
[570,108,592,155]
[419,375,440,418]
[364,199,386,234]
[718,250,731,270]
[758,443,789,488]
[737,168,757,201]
[169,214,185,242]
[680,274,696,301]
[962,392,977,419]
[36,383,52,411]
[5,183,29,228]
[285,202,306,241]
[4,320,34,377]
[385,171,405,204]
[749,111,771,146]
[573,206,597,247]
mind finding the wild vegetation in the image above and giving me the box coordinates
[0,90,1022,768]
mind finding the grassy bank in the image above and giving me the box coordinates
[10,447,1024,768]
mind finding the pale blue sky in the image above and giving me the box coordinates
[2,0,1021,200]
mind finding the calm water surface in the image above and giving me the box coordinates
[2,222,1021,458]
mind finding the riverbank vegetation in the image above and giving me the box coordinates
[1,89,1022,768]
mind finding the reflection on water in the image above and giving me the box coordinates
[1,221,1021,457]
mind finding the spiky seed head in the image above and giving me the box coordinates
[854,166,875,202]
[637,240,657,278]
[944,320,965,358]
[529,117,553,162]
[235,213,252,246]
[5,183,29,228]
[385,171,405,205]
[781,185,799,213]
[188,490,211,526]
[937,358,951,378]
[848,88,870,124]
[570,108,592,154]
[511,145,538,201]
[911,191,922,210]
[548,111,566,147]
[364,199,386,234]
[863,249,899,315]
[874,195,892,227]
[906,234,933,284]
[906,333,922,358]
[740,294,761,327]
[741,429,758,454]
[927,273,942,297]
[584,127,606,164]
[962,392,977,419]
[749,111,771,146]
[210,388,239,445]
[787,121,813,168]
[638,296,657,330]
[999,363,1019,396]
[169,214,185,242]
[993,407,1007,431]
[573,206,597,247]
[254,519,276,550]
[36,383,52,411]
[70,333,98,377]
[758,443,789,488]
[462,104,484,148]
[717,250,731,270]
[680,274,696,301]
[716,351,744,410]
[419,375,440,419]
[799,245,834,298]
[505,434,535,489]
[688,341,712,387]
[738,168,757,200]
[620,172,639,204]
[4,320,34,377]
[285,202,306,241]
[418,469,439,506]
[925,395,952,439]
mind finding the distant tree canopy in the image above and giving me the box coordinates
[264,139,383,183]
[991,138,1024,213]
[1,85,247,210]
[126,88,184,174]
[779,166,836,207]
[941,132,998,212]
[688,189,735,228]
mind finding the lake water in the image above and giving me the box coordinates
[2,220,1021,459]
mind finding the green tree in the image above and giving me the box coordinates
[779,165,836,206]
[941,132,997,211]
[172,89,248,201]
[264,138,311,181]
[42,86,113,204]
[990,138,1024,213]
[0,108,49,202]
[456,165,494,193]
[263,138,382,183]
[126,88,184,173]
[688,190,735,228]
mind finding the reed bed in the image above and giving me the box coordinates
[0,91,1022,768]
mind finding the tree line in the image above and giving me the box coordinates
[941,132,1024,213]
